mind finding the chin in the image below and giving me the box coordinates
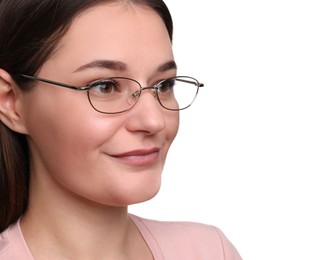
[111,181,161,207]
[113,165,163,206]
[131,187,160,205]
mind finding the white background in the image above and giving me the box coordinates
[130,1,309,259]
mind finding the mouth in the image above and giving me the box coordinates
[109,148,160,166]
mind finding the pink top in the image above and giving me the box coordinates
[0,215,242,259]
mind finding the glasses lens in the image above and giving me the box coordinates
[87,78,141,114]
[156,76,199,110]
[87,76,200,113]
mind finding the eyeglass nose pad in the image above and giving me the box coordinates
[128,91,141,106]
[152,89,158,99]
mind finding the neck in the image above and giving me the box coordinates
[20,182,148,259]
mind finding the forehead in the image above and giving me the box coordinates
[44,3,174,75]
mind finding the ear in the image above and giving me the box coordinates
[0,69,28,134]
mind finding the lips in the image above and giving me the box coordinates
[110,148,160,166]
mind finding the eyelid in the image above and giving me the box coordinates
[74,72,119,86]
[84,73,178,88]
[90,78,115,84]
[153,76,176,86]
[86,78,116,88]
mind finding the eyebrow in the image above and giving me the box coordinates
[73,60,127,72]
[73,59,177,73]
[157,60,177,72]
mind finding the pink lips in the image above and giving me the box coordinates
[110,148,160,166]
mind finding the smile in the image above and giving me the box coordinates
[110,148,160,166]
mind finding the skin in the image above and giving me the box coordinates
[0,3,179,259]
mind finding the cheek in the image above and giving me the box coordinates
[24,90,121,171]
[30,114,119,162]
[167,112,179,144]
[26,106,126,204]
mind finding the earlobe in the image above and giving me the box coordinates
[0,69,28,134]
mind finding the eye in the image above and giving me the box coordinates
[90,79,121,95]
[157,79,175,93]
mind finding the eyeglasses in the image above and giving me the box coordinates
[18,74,204,114]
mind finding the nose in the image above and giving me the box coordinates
[125,89,166,135]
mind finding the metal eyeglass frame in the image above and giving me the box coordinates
[17,74,204,114]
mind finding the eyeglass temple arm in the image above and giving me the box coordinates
[18,74,90,91]
[176,78,204,87]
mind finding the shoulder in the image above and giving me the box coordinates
[0,221,33,260]
[130,214,242,260]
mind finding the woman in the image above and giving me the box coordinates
[0,0,241,259]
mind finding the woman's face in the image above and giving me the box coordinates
[20,3,179,206]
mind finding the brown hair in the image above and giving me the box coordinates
[0,0,173,232]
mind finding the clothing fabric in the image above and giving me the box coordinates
[0,215,242,259]
[130,215,242,260]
